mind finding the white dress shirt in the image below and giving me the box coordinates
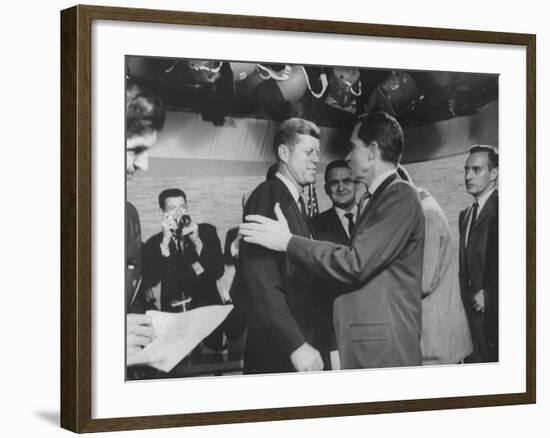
[334,205,359,237]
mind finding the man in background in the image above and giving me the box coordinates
[142,188,226,350]
[239,118,328,373]
[459,145,499,363]
[312,160,358,245]
[311,159,358,369]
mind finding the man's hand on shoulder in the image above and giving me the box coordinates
[290,342,324,372]
[240,203,293,252]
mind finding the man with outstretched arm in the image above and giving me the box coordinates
[240,112,425,369]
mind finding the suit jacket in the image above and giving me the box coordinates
[311,208,351,354]
[287,174,425,369]
[126,202,144,313]
[312,208,350,246]
[239,178,327,374]
[458,189,498,360]
[142,223,224,312]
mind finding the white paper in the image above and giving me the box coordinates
[128,305,233,372]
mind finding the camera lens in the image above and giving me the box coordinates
[175,215,191,237]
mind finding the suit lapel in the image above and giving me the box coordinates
[329,207,349,242]
[351,173,398,241]
[274,178,311,238]
[469,190,498,237]
[458,208,468,267]
[460,207,470,234]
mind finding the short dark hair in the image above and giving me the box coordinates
[126,79,166,139]
[356,112,404,165]
[266,163,278,181]
[158,188,187,209]
[324,159,351,183]
[272,118,320,161]
[468,144,499,170]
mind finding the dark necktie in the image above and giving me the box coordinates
[344,212,355,236]
[468,201,479,244]
[298,196,307,216]
[298,196,313,236]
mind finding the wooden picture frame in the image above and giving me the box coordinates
[60,4,536,433]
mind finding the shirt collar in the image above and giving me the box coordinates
[276,171,301,204]
[334,204,358,221]
[368,168,397,196]
[475,187,497,212]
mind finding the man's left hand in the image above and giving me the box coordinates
[180,222,199,240]
[239,203,292,252]
[473,289,486,313]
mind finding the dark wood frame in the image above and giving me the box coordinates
[60,4,536,433]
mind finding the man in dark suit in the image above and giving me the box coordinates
[142,188,226,349]
[458,145,499,362]
[240,112,425,369]
[312,160,358,245]
[239,118,328,374]
[311,160,358,369]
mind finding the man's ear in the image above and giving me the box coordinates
[490,166,499,182]
[278,144,289,164]
[368,141,379,160]
[324,183,330,196]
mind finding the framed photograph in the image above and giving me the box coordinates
[60,4,536,433]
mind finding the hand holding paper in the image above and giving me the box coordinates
[126,313,153,361]
[127,305,233,372]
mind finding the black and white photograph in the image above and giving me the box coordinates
[125,56,499,380]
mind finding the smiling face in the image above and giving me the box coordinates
[126,131,158,177]
[464,151,498,198]
[346,124,375,185]
[279,134,320,187]
[325,166,356,210]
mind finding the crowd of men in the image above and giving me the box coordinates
[125,80,499,376]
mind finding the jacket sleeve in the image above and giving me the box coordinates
[240,186,306,356]
[287,184,424,288]
[141,234,164,291]
[197,224,225,280]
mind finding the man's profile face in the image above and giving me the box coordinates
[464,151,497,198]
[281,134,320,187]
[162,196,187,220]
[346,123,374,185]
[325,166,356,209]
[126,131,158,176]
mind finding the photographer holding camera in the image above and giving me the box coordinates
[142,188,226,349]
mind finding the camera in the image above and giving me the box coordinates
[175,214,192,238]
